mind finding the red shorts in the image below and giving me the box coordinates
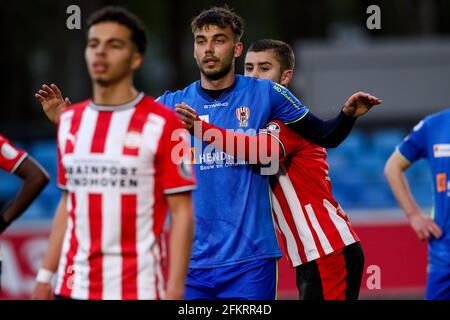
[295,242,365,300]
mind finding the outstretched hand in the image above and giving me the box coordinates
[343,92,382,118]
[35,84,71,124]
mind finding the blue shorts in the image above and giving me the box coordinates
[185,258,278,300]
[426,270,450,300]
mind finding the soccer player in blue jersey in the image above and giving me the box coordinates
[385,112,449,300]
[161,6,380,300]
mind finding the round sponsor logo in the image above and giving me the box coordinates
[265,122,281,132]
[124,131,142,149]
[179,158,193,179]
[1,143,19,160]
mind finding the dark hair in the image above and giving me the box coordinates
[87,6,148,55]
[248,39,295,72]
[191,5,244,41]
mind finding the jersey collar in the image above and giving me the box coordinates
[195,76,241,102]
[89,92,145,111]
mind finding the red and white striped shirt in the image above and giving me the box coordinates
[265,120,359,268]
[0,134,27,173]
[55,93,195,300]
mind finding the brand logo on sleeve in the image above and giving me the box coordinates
[436,173,447,193]
[203,102,228,109]
[179,158,193,179]
[265,122,281,132]
[236,106,250,127]
[199,115,209,123]
[433,144,450,158]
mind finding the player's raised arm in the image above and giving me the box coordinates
[0,156,49,234]
[31,192,68,300]
[268,82,381,148]
[35,84,71,124]
[288,92,381,148]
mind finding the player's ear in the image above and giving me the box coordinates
[280,69,293,87]
[131,51,143,71]
[234,41,243,59]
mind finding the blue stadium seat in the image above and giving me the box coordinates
[28,140,58,178]
[0,170,21,198]
[327,129,367,161]
[18,197,52,220]
[371,129,406,160]
[327,128,432,210]
[26,140,60,219]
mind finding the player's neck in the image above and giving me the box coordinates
[92,78,138,106]
[200,69,236,90]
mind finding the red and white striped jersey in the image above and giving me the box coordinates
[0,134,27,173]
[265,120,359,268]
[55,93,196,300]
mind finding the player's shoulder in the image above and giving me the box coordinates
[156,82,197,105]
[425,108,450,124]
[61,99,90,115]
[248,75,289,92]
[412,108,450,133]
[142,95,174,116]
[239,75,274,90]
[141,95,182,127]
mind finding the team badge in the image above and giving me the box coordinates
[236,106,250,127]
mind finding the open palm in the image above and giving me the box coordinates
[343,91,382,118]
[35,84,70,124]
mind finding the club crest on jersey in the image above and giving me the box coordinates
[124,131,142,149]
[236,106,250,127]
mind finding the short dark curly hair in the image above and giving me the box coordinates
[191,5,244,41]
[248,39,295,72]
[86,6,148,55]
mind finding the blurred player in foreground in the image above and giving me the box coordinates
[385,111,449,300]
[0,135,49,288]
[177,39,367,300]
[32,6,195,300]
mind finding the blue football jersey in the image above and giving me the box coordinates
[398,109,450,270]
[158,75,309,268]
